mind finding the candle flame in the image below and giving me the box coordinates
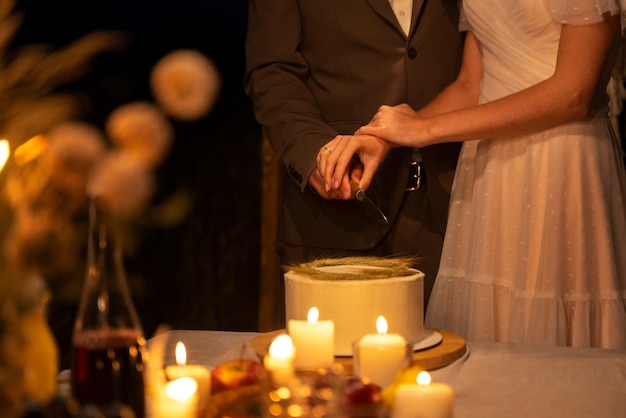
[0,139,9,172]
[269,334,294,359]
[166,377,198,401]
[417,371,431,386]
[175,341,187,365]
[307,307,319,323]
[376,315,388,334]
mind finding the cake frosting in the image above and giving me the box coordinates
[285,261,424,356]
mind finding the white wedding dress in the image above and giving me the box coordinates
[425,0,626,348]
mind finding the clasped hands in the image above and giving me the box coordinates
[311,134,388,200]
[311,104,419,199]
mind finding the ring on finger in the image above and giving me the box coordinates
[323,146,332,153]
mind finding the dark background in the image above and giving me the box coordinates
[12,0,262,368]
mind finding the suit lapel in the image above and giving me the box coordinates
[410,0,426,37]
[364,0,403,33]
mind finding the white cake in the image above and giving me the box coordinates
[284,258,424,356]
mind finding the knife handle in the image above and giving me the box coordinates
[349,180,364,201]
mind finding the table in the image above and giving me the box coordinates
[150,330,626,418]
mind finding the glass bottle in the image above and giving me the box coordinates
[70,198,146,417]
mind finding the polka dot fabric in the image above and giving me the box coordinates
[426,0,626,348]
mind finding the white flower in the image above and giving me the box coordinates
[87,150,155,217]
[150,49,221,120]
[105,101,173,168]
[45,121,107,167]
[43,122,108,204]
[5,122,107,216]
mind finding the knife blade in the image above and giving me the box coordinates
[350,181,388,224]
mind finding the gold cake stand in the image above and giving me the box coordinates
[250,328,466,373]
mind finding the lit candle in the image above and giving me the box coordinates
[165,341,210,410]
[263,334,295,385]
[0,139,9,172]
[392,371,453,418]
[354,316,408,388]
[153,377,198,418]
[288,307,335,369]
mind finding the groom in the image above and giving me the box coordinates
[245,0,464,328]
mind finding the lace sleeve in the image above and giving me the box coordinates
[542,0,626,31]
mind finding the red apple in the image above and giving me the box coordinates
[343,376,384,417]
[211,359,263,394]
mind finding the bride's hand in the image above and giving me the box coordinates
[357,104,423,147]
[317,134,390,195]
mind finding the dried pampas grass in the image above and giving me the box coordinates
[286,256,421,281]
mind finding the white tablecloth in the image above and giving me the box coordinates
[149,330,626,418]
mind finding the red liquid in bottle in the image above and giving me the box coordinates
[71,329,145,417]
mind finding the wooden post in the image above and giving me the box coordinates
[259,135,284,332]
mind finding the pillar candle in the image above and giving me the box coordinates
[263,334,296,386]
[152,377,198,418]
[392,371,453,418]
[288,307,335,369]
[165,341,211,410]
[354,316,408,388]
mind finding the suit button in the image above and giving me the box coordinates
[407,47,417,59]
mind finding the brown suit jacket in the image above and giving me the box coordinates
[245,0,464,251]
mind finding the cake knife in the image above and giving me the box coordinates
[350,181,389,224]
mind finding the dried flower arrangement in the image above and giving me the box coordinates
[0,0,221,415]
